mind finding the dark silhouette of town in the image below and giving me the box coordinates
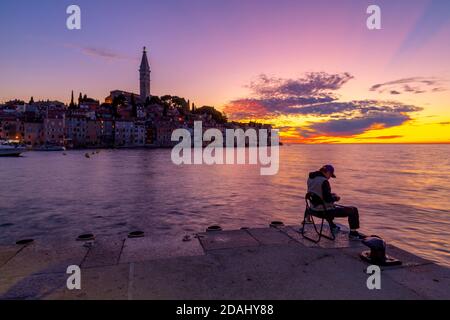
[0,47,271,149]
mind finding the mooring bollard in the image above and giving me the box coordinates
[360,235,402,266]
[76,233,95,241]
[16,239,34,245]
[270,221,284,228]
[128,231,145,238]
[206,225,222,232]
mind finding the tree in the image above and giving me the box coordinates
[193,106,227,124]
[69,91,75,109]
[161,95,172,102]
[172,96,189,112]
[148,96,162,105]
[111,96,125,118]
[29,96,35,105]
[112,94,126,107]
[5,99,25,106]
[131,93,137,118]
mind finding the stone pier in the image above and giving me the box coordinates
[0,225,449,300]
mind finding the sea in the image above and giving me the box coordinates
[1,144,449,266]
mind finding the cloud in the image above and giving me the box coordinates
[247,73,353,98]
[65,44,133,61]
[372,135,404,140]
[224,72,424,141]
[224,72,353,118]
[306,113,411,137]
[370,77,447,95]
[80,47,125,59]
[354,135,404,141]
[394,1,450,59]
[296,101,421,138]
[225,98,421,120]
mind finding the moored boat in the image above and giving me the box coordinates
[34,145,66,152]
[0,141,26,157]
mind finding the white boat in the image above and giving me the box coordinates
[0,141,26,157]
[35,145,66,152]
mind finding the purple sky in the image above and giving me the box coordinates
[1,0,449,142]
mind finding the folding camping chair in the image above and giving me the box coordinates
[301,192,336,243]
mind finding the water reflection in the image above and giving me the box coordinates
[0,145,449,266]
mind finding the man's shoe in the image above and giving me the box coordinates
[349,231,366,240]
[330,224,341,234]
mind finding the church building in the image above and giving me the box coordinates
[105,47,151,105]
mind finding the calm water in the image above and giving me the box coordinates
[1,145,449,267]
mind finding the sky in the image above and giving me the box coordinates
[0,0,449,143]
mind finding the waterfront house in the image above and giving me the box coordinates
[114,120,135,147]
[43,114,65,146]
[23,121,44,147]
[65,114,87,148]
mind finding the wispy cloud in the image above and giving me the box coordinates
[307,113,411,137]
[370,77,447,95]
[64,43,135,61]
[378,135,403,140]
[394,0,450,59]
[247,73,353,98]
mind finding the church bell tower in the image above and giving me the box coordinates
[139,47,151,101]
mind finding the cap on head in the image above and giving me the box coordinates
[321,164,336,178]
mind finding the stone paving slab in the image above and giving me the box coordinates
[245,246,421,300]
[198,230,260,251]
[47,264,130,300]
[0,241,89,278]
[279,225,365,249]
[383,263,450,299]
[119,235,204,263]
[246,227,296,245]
[81,237,125,268]
[0,271,67,300]
[0,245,23,267]
[0,263,130,300]
[132,255,221,300]
[130,244,422,300]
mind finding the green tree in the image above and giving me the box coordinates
[148,96,162,105]
[194,106,228,124]
[131,93,137,118]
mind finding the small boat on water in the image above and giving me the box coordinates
[0,140,26,157]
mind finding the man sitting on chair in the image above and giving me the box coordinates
[307,165,365,240]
